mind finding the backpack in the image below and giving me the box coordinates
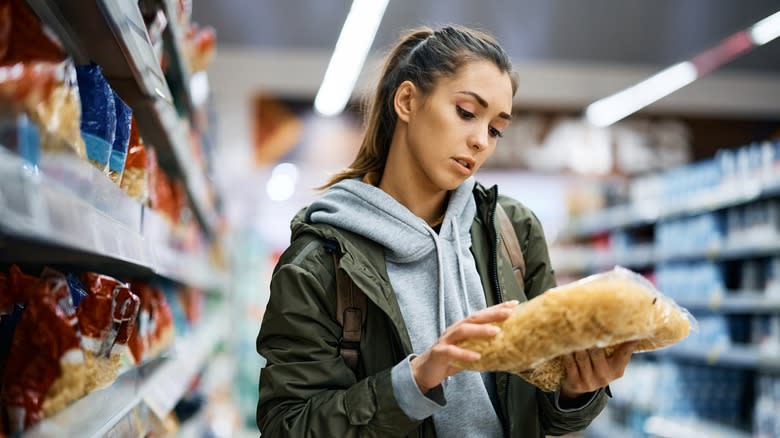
[331,203,525,374]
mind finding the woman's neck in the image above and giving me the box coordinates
[379,137,449,227]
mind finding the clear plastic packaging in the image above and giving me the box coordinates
[108,91,132,184]
[455,266,697,391]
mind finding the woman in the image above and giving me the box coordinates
[257,26,635,437]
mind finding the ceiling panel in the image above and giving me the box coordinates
[193,0,780,73]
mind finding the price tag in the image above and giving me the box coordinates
[705,243,720,259]
[706,347,722,364]
[708,291,724,310]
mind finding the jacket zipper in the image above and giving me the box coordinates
[488,190,512,437]
[489,193,503,305]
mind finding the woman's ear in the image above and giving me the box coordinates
[393,80,416,124]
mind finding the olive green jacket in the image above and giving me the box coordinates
[257,183,607,437]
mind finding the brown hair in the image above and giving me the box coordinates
[322,25,518,188]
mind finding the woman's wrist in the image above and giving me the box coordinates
[410,355,434,393]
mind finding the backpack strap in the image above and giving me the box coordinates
[496,203,526,286]
[330,250,367,374]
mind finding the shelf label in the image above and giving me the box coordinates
[708,291,724,310]
[706,347,722,364]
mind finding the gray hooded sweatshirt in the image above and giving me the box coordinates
[306,177,503,438]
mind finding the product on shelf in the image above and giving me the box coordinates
[0,0,63,64]
[454,267,695,391]
[0,0,85,158]
[78,272,139,392]
[2,266,86,432]
[185,24,216,73]
[147,146,179,223]
[119,118,150,203]
[128,281,175,364]
[108,91,132,184]
[75,62,116,173]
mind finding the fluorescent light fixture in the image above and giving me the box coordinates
[749,9,780,45]
[585,9,779,128]
[314,0,389,116]
[586,62,697,127]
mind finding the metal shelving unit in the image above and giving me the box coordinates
[24,0,218,237]
[647,344,780,373]
[644,415,752,438]
[561,177,780,240]
[677,291,780,313]
[0,147,226,291]
[21,309,227,438]
[552,239,780,275]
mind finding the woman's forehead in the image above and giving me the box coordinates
[439,61,514,109]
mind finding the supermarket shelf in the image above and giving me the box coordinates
[648,344,780,372]
[644,415,751,438]
[24,0,218,237]
[660,238,780,263]
[22,308,227,438]
[552,239,780,274]
[561,177,780,240]
[677,291,780,313]
[0,147,226,291]
[159,0,197,120]
[551,244,655,274]
[584,415,641,438]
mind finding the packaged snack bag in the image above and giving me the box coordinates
[455,267,696,391]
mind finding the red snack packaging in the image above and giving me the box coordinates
[0,0,64,65]
[127,282,154,364]
[109,284,139,360]
[78,273,126,391]
[119,118,149,203]
[2,269,85,432]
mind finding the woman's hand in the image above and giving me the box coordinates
[410,301,519,393]
[559,340,638,401]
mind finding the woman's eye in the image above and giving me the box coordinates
[489,127,504,138]
[456,106,475,120]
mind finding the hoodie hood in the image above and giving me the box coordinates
[306,177,476,264]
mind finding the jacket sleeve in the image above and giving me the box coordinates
[256,262,422,437]
[509,200,609,434]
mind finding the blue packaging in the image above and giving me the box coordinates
[108,91,132,181]
[76,63,116,171]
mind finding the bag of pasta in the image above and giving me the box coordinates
[454,267,696,391]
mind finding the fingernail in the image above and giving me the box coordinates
[508,300,519,305]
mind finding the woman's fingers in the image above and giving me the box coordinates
[563,353,580,383]
[465,300,519,324]
[445,322,501,344]
[607,340,638,373]
[432,343,481,362]
[574,350,595,388]
[588,348,611,386]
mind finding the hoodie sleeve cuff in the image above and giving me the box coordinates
[391,355,447,420]
[549,388,601,412]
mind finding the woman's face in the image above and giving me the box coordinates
[404,60,514,191]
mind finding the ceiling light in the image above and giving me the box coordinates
[586,62,697,127]
[750,9,780,46]
[314,0,389,117]
[586,8,780,127]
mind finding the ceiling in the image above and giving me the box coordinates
[193,0,780,73]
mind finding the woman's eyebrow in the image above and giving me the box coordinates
[456,90,512,120]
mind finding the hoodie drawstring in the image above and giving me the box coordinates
[452,217,471,313]
[428,228,448,337]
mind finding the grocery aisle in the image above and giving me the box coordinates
[2,1,780,437]
[0,0,234,436]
